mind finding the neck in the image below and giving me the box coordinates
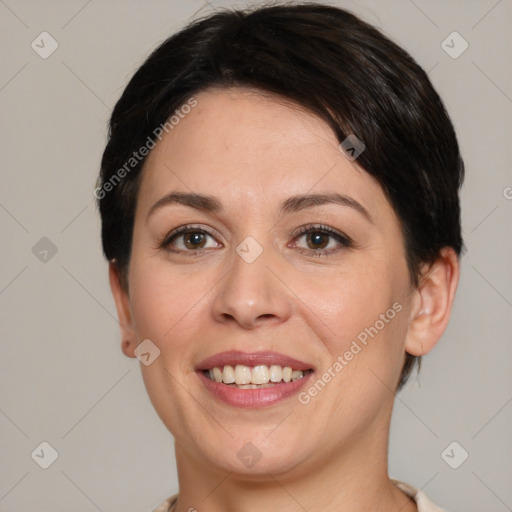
[171,418,417,512]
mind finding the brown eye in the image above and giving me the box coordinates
[305,231,330,250]
[293,225,352,257]
[159,225,220,253]
[182,231,208,249]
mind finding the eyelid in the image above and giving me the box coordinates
[158,223,353,255]
[157,224,221,250]
[290,223,351,242]
[290,224,353,254]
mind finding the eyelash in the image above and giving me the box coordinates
[157,223,353,258]
[293,224,353,257]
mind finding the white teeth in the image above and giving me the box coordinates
[269,365,283,383]
[291,370,303,380]
[205,364,307,385]
[234,364,252,384]
[212,367,223,383]
[251,365,270,384]
[222,365,235,384]
[237,383,278,389]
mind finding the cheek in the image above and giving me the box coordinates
[128,253,203,343]
[292,262,399,341]
[291,255,410,394]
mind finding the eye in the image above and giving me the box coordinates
[158,223,352,257]
[292,224,352,257]
[158,225,220,253]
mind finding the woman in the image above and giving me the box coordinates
[96,4,463,511]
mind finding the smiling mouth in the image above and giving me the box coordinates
[202,364,314,388]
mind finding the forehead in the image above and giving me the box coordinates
[137,87,393,222]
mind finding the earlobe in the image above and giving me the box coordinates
[405,247,460,357]
[108,261,137,359]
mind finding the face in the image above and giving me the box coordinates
[117,87,418,478]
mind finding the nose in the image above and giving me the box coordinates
[211,240,293,329]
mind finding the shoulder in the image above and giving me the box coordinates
[391,479,449,512]
[149,492,178,512]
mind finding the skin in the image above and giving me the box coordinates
[109,87,459,512]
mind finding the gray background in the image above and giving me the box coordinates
[0,0,511,510]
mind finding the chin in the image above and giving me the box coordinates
[190,433,315,479]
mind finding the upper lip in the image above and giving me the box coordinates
[195,351,314,372]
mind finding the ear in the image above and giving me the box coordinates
[405,247,460,357]
[108,261,137,359]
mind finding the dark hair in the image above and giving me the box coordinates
[97,2,464,391]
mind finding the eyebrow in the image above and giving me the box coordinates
[146,191,373,223]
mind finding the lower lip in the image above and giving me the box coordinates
[197,371,314,408]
